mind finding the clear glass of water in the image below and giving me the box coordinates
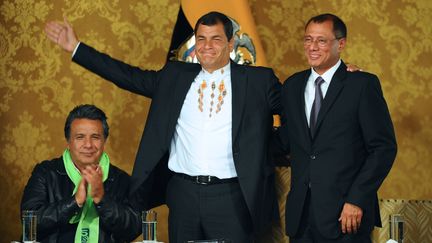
[142,210,157,242]
[22,210,37,242]
[389,214,404,242]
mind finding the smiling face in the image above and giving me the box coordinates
[304,20,346,75]
[67,118,105,170]
[195,23,234,73]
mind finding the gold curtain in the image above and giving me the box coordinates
[1,0,431,242]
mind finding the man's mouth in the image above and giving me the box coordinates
[81,152,95,157]
[308,53,320,60]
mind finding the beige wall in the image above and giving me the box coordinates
[1,0,431,242]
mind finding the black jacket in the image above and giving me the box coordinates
[21,157,140,243]
[278,62,397,238]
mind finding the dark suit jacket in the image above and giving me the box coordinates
[72,43,281,233]
[278,61,397,239]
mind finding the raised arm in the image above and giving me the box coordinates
[44,18,162,98]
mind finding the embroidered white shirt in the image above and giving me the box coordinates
[168,62,236,178]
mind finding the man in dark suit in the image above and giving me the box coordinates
[277,13,397,242]
[45,12,280,242]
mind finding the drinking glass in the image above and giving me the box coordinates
[22,210,37,243]
[142,210,157,242]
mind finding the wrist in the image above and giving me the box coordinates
[71,41,81,56]
[92,188,104,204]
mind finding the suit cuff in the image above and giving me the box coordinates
[71,42,81,58]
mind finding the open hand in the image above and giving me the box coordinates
[346,63,363,72]
[75,178,87,207]
[45,17,79,52]
[82,165,105,204]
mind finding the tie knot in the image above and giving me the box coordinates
[315,76,324,86]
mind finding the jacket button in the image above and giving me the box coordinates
[310,155,316,160]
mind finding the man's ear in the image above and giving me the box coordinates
[229,37,235,52]
[338,38,346,52]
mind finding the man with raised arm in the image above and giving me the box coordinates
[45,12,281,242]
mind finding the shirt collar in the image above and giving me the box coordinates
[201,62,231,77]
[310,59,341,84]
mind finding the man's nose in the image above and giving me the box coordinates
[308,40,319,50]
[203,40,213,49]
[83,138,93,147]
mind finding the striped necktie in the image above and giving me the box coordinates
[310,76,325,137]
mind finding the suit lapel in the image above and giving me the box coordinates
[314,62,347,136]
[296,71,312,147]
[231,62,247,145]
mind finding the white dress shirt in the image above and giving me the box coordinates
[168,62,237,178]
[304,60,341,126]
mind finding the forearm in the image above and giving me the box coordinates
[271,127,291,167]
[345,147,396,209]
[267,70,282,115]
[72,42,160,97]
[95,196,141,241]
[22,194,81,236]
[21,164,82,235]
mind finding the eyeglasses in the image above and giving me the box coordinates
[303,36,343,47]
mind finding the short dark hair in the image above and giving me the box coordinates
[305,13,347,39]
[64,104,109,141]
[194,11,233,40]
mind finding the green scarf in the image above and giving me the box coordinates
[63,149,110,243]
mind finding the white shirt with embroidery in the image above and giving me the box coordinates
[168,62,236,179]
